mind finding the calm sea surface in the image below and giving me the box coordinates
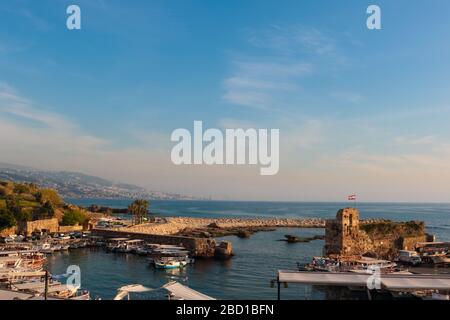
[46,200,450,300]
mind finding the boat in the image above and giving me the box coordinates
[154,259,183,269]
[299,256,398,273]
[69,243,79,249]
[398,250,422,266]
[105,238,129,252]
[38,243,54,254]
[136,243,159,255]
[10,280,91,300]
[431,254,450,265]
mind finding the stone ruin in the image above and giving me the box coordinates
[324,208,430,259]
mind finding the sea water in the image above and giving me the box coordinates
[46,200,450,299]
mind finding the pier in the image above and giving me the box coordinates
[275,270,450,300]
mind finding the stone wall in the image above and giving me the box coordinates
[59,225,83,233]
[19,218,60,236]
[1,219,85,237]
[91,228,224,258]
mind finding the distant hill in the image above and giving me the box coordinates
[0,163,198,200]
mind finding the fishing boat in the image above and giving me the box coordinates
[431,254,450,265]
[136,243,159,255]
[154,259,183,269]
[105,238,129,252]
[299,256,398,273]
[10,280,91,300]
[38,243,54,254]
[20,252,46,271]
[115,239,144,253]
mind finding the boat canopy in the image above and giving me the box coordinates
[113,282,215,300]
[163,281,216,300]
[278,270,450,290]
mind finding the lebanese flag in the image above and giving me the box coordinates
[348,194,356,201]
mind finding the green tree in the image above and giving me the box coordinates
[36,189,63,206]
[62,208,87,226]
[128,199,149,225]
[13,183,30,194]
[5,196,30,222]
[0,208,16,231]
[37,201,55,219]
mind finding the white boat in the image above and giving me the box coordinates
[398,250,422,266]
[431,254,450,265]
[154,259,183,269]
[69,242,79,249]
[38,243,54,254]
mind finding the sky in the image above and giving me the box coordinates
[1,0,450,202]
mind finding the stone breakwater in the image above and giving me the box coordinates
[121,217,326,236]
[97,216,390,238]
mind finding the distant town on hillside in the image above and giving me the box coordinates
[0,163,200,200]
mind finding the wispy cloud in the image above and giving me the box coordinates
[0,83,72,130]
[247,25,336,55]
[223,58,312,109]
[222,25,344,109]
[393,135,437,146]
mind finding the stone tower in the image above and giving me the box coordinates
[337,207,359,236]
[324,208,361,256]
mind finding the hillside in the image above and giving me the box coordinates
[0,180,89,232]
[0,163,199,200]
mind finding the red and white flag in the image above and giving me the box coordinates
[348,194,356,201]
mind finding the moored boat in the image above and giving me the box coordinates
[154,259,183,269]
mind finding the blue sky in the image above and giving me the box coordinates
[1,0,450,201]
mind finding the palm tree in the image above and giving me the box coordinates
[128,199,149,225]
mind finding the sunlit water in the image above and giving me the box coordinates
[47,200,449,299]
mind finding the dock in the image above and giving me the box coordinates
[276,270,450,300]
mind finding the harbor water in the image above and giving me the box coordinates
[46,200,450,300]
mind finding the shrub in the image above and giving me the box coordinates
[0,185,12,197]
[36,189,63,206]
[13,183,31,194]
[20,193,37,202]
[0,208,17,231]
[62,209,87,226]
[32,201,55,220]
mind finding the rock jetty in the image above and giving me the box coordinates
[122,217,326,237]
